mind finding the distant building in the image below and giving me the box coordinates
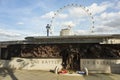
[60,28,74,36]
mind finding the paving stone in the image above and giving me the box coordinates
[0,69,120,80]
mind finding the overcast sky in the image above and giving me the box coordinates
[0,0,120,41]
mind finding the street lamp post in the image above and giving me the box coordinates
[46,24,50,36]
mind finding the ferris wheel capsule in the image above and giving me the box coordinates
[67,4,70,6]
[92,17,94,19]
[71,3,74,6]
[75,4,77,6]
[86,9,89,12]
[89,13,92,15]
[79,5,81,7]
[64,6,66,8]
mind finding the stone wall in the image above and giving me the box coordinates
[81,59,120,73]
[0,43,120,71]
[0,58,62,71]
[1,58,120,74]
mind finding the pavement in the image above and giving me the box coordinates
[0,68,120,80]
[84,73,120,80]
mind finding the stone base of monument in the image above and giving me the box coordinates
[81,59,120,74]
[0,57,63,71]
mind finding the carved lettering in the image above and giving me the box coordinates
[87,61,89,64]
[93,61,95,64]
[42,60,44,64]
[81,60,120,66]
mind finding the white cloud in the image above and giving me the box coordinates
[0,29,22,37]
[114,0,120,10]
[102,12,120,28]
[41,11,68,19]
[74,30,90,35]
[95,11,120,33]
[61,21,76,28]
[100,12,120,27]
[41,11,54,19]
[57,13,68,19]
[69,7,87,18]
[117,1,120,9]
[88,2,111,15]
[68,2,111,18]
[0,29,25,41]
[100,12,120,20]
[17,22,25,25]
[95,25,114,32]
